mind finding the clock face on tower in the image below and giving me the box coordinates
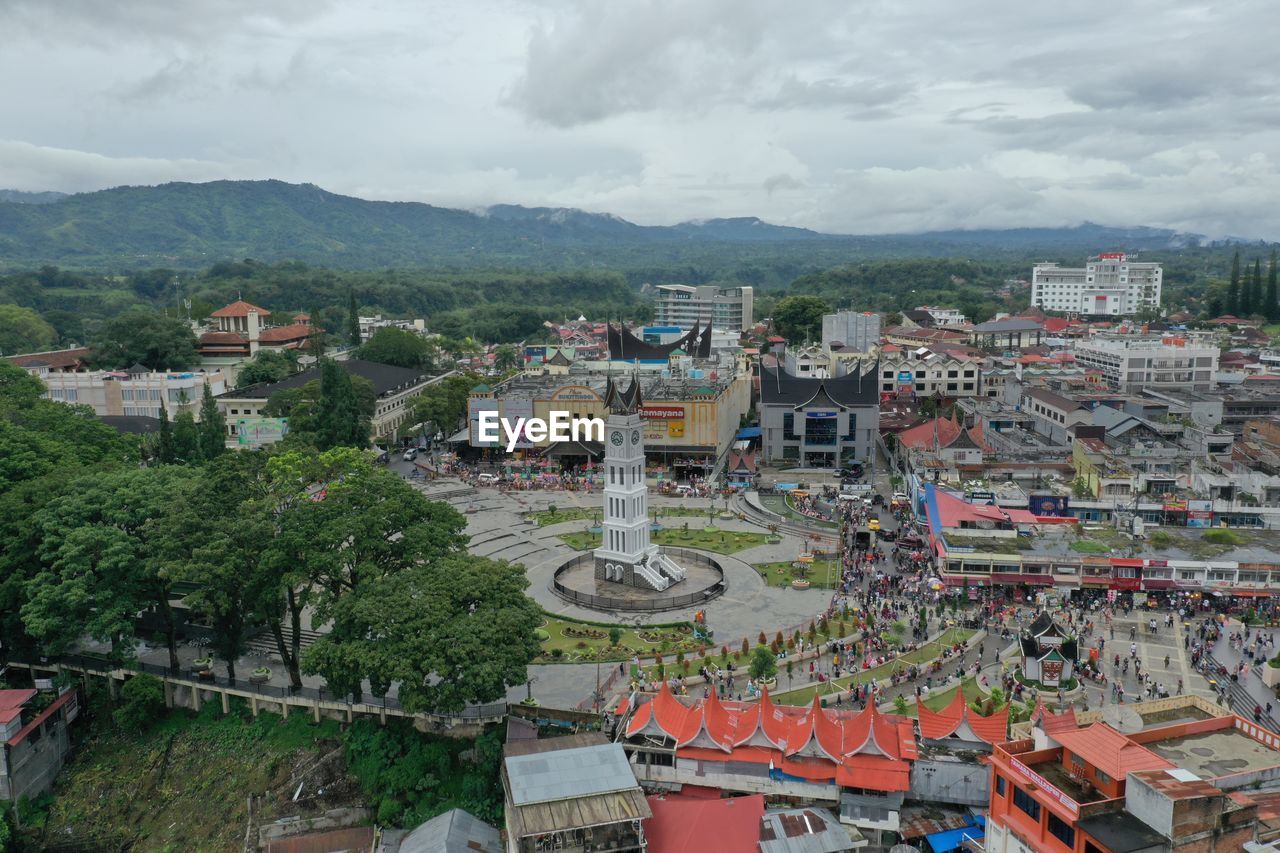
[610,431,624,446]
[631,430,640,445]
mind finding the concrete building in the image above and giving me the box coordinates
[23,363,228,420]
[969,318,1045,351]
[216,358,435,445]
[1,688,80,802]
[652,284,754,331]
[1074,335,1219,391]
[759,363,881,469]
[197,300,316,360]
[878,349,983,398]
[1031,253,1163,317]
[4,346,91,374]
[822,311,881,353]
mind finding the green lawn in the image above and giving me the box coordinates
[945,535,1031,554]
[755,559,842,589]
[900,676,989,717]
[558,528,772,554]
[1069,540,1112,554]
[536,614,702,663]
[770,628,975,706]
[527,505,715,527]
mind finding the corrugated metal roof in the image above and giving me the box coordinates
[505,743,635,805]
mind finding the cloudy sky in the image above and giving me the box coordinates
[2,0,1278,237]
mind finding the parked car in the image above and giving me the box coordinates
[402,448,418,461]
[477,472,501,485]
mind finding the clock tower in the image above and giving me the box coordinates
[594,375,686,591]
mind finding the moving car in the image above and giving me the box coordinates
[402,448,418,461]
[477,473,500,485]
[868,518,881,531]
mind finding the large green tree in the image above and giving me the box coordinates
[1267,250,1279,325]
[771,295,830,343]
[23,467,195,669]
[347,290,361,347]
[198,380,227,460]
[493,344,519,373]
[357,327,433,370]
[303,554,540,712]
[0,303,56,356]
[1226,250,1241,316]
[235,350,296,387]
[88,309,198,370]
[265,364,375,450]
[410,372,477,439]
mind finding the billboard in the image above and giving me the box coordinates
[236,417,289,448]
[640,405,684,419]
[1187,499,1214,528]
[503,396,536,449]
[897,371,914,382]
[468,399,501,447]
[1030,495,1071,517]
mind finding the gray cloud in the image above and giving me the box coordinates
[0,0,1277,238]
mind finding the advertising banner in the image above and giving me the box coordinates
[1030,495,1071,517]
[468,399,500,446]
[1163,498,1188,512]
[639,405,684,419]
[524,345,547,363]
[504,396,536,449]
[806,411,838,418]
[235,417,289,448]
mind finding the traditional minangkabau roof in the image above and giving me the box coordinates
[917,690,1009,746]
[625,684,915,792]
[608,321,711,360]
[602,375,643,415]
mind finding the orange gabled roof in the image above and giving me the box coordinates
[836,756,911,791]
[1052,723,1174,780]
[211,300,270,318]
[918,691,967,740]
[897,417,963,451]
[964,705,1010,745]
[1038,704,1080,734]
[258,323,315,343]
[693,688,735,751]
[757,687,792,746]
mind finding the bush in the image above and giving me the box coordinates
[748,645,778,682]
[114,673,165,731]
[1203,529,1244,546]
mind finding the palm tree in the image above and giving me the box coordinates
[494,344,519,373]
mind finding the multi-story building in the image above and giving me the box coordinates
[878,349,983,398]
[652,284,754,331]
[759,362,881,470]
[1073,335,1218,391]
[821,310,881,353]
[1,688,80,802]
[1031,253,1163,317]
[20,364,228,419]
[216,358,436,445]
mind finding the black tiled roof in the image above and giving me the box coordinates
[98,415,162,434]
[220,358,430,400]
[759,364,880,407]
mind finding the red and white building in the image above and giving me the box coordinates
[619,683,916,848]
[198,300,316,359]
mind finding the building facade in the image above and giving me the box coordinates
[652,285,754,331]
[25,365,228,419]
[878,352,982,398]
[1073,336,1218,391]
[1031,253,1163,317]
[1,688,80,802]
[759,364,880,469]
[821,311,881,353]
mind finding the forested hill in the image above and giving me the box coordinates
[0,179,1211,271]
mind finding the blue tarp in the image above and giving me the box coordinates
[924,817,985,853]
[775,483,799,491]
[736,427,762,439]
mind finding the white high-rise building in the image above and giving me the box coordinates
[593,376,685,591]
[1073,334,1218,390]
[652,285,754,331]
[821,310,881,353]
[1031,253,1162,317]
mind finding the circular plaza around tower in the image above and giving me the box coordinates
[552,547,726,612]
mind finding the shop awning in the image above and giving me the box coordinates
[735,427,762,439]
[1142,579,1177,590]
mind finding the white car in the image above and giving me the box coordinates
[477,473,501,486]
[402,448,418,461]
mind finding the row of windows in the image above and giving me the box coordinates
[997,772,1077,850]
[608,496,642,517]
[608,464,642,485]
[881,368,976,379]
[48,388,79,401]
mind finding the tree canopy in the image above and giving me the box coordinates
[771,295,830,343]
[357,326,434,370]
[0,303,56,356]
[88,308,198,370]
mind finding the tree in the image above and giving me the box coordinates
[1267,250,1279,324]
[411,372,478,439]
[198,381,226,460]
[1226,251,1241,316]
[884,311,903,327]
[494,344,519,373]
[748,645,777,682]
[771,296,830,343]
[114,674,165,730]
[1250,258,1265,319]
[23,467,195,670]
[347,290,361,347]
[894,695,909,716]
[88,309,198,370]
[608,626,622,647]
[357,327,432,370]
[308,304,328,361]
[155,405,175,464]
[0,303,56,356]
[315,359,371,449]
[173,409,201,462]
[1071,477,1092,498]
[235,350,294,387]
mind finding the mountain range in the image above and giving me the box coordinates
[0,179,1212,270]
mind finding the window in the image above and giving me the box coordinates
[1047,812,1075,848]
[1094,769,1111,785]
[783,413,798,441]
[1012,786,1040,821]
[995,775,1006,796]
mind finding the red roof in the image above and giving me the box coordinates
[6,689,74,746]
[0,689,35,726]
[5,347,91,370]
[258,323,315,343]
[211,300,270,318]
[1042,318,1071,333]
[916,690,1008,745]
[932,488,1038,528]
[897,417,962,450]
[199,330,249,345]
[626,684,915,792]
[644,794,765,853]
[1051,723,1174,779]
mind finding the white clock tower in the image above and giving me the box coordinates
[594,376,686,591]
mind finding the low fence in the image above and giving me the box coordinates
[9,655,508,726]
[551,548,726,611]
